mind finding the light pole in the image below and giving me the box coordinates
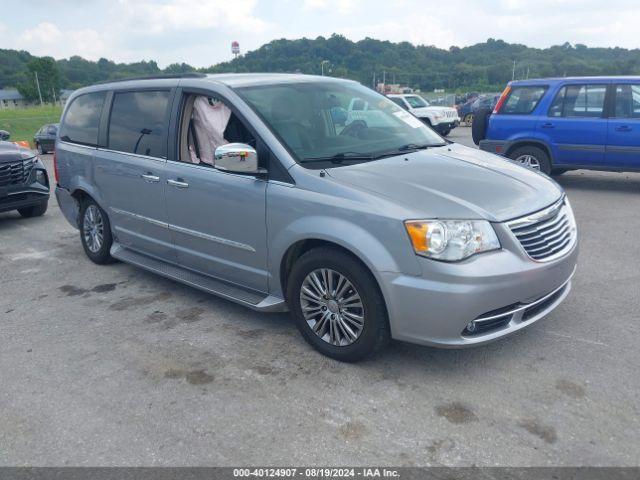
[321,60,330,76]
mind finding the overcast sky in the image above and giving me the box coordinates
[1,0,638,68]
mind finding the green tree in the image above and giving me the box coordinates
[17,57,60,103]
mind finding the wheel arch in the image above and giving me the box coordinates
[505,140,554,165]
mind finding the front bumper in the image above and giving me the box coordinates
[479,139,509,155]
[379,222,579,347]
[0,160,49,213]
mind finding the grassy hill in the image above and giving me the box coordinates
[2,36,640,96]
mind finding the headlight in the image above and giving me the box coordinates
[404,219,501,261]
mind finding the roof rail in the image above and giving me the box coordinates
[95,73,207,85]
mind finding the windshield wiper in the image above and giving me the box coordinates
[302,152,374,164]
[372,143,444,159]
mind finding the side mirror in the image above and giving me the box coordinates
[0,130,10,141]
[214,143,262,174]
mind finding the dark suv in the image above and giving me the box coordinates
[476,77,640,175]
[0,141,49,217]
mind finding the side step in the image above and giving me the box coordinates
[110,243,288,313]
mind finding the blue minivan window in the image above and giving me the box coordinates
[549,84,606,118]
[502,86,546,114]
[614,84,640,118]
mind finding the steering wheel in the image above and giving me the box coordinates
[340,120,367,137]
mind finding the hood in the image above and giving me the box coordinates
[326,144,563,222]
[0,141,35,164]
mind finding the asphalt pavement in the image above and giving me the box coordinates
[1,127,639,466]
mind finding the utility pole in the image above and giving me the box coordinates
[383,70,386,85]
[512,60,516,81]
[35,71,43,105]
[52,88,57,104]
[320,60,329,76]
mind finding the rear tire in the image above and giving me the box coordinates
[286,247,390,362]
[79,198,115,264]
[18,201,48,218]
[440,129,451,136]
[551,168,567,176]
[508,146,551,175]
[472,108,491,145]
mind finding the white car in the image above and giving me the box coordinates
[387,94,460,136]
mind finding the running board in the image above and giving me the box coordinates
[110,243,288,312]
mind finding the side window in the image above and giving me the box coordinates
[108,90,170,158]
[389,97,407,110]
[614,84,640,119]
[179,94,255,166]
[501,86,547,114]
[550,84,606,118]
[59,92,106,146]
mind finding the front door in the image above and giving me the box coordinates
[164,162,268,292]
[545,83,608,167]
[606,83,640,169]
[164,90,269,292]
[94,89,175,261]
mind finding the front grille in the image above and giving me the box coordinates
[508,199,576,261]
[0,158,33,187]
[445,110,457,118]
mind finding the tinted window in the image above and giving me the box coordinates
[614,84,640,118]
[59,92,106,146]
[501,86,547,114]
[108,90,170,158]
[549,84,606,118]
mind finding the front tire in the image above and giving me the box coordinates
[18,201,48,218]
[286,248,390,362]
[508,146,551,175]
[79,198,115,264]
[464,113,474,127]
[36,142,46,155]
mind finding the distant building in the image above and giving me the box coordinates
[0,89,26,109]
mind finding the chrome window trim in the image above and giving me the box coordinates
[97,147,166,163]
[57,140,98,151]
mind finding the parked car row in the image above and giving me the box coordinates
[456,94,500,126]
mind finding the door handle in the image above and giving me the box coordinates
[141,173,160,183]
[541,123,555,129]
[167,179,189,188]
[615,125,632,132]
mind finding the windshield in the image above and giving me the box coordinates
[404,95,429,108]
[237,81,445,167]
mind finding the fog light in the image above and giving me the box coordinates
[36,169,47,186]
[466,321,477,333]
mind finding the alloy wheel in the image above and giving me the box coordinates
[513,154,541,171]
[299,268,365,347]
[83,205,105,253]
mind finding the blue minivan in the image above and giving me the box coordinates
[477,77,640,175]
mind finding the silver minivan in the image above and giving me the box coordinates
[55,73,578,361]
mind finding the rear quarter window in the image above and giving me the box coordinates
[59,91,107,146]
[501,86,547,114]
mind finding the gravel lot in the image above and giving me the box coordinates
[1,127,639,466]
